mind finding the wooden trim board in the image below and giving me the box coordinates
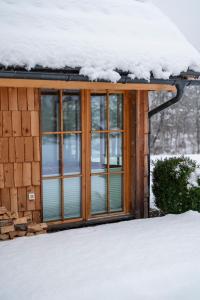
[0,78,176,92]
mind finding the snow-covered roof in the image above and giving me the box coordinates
[0,0,200,82]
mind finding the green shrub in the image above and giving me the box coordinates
[152,156,200,214]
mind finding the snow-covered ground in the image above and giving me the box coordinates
[1,212,200,299]
[150,154,200,208]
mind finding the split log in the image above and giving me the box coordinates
[9,231,18,239]
[0,220,13,227]
[11,211,19,219]
[14,217,27,225]
[17,231,26,237]
[28,223,47,233]
[0,233,9,240]
[0,224,15,234]
[35,230,47,235]
[0,207,7,215]
[24,211,32,223]
[26,232,34,237]
[14,224,27,231]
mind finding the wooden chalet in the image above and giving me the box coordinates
[0,0,199,230]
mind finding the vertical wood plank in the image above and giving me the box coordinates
[22,111,31,136]
[18,187,27,211]
[9,137,15,162]
[1,88,9,111]
[24,137,33,161]
[0,164,4,188]
[0,112,2,136]
[4,163,14,187]
[31,111,39,136]
[135,91,144,218]
[32,162,40,186]
[12,111,22,136]
[10,188,18,212]
[33,136,40,161]
[34,186,41,210]
[34,89,40,111]
[18,88,27,110]
[32,211,41,223]
[3,111,12,136]
[23,163,31,186]
[27,88,35,111]
[9,88,18,110]
[0,138,9,162]
[1,188,10,210]
[14,163,23,187]
[15,137,24,162]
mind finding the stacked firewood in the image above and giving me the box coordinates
[0,207,47,241]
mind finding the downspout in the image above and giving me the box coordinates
[147,81,187,216]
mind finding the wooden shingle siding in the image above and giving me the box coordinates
[0,87,41,222]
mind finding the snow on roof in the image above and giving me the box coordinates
[0,0,200,82]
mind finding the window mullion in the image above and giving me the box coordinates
[106,91,110,213]
[60,90,64,220]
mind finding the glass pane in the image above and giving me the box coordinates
[63,94,81,131]
[91,175,107,214]
[64,177,81,219]
[42,135,60,176]
[110,175,123,212]
[91,95,107,130]
[109,133,123,172]
[91,133,107,173]
[41,94,59,132]
[43,179,61,221]
[109,94,123,130]
[64,134,81,175]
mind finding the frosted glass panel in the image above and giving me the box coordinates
[41,94,59,132]
[42,135,60,176]
[91,95,107,130]
[110,175,123,212]
[64,178,81,219]
[109,94,123,130]
[64,134,81,175]
[91,133,107,173]
[109,133,123,172]
[43,179,61,221]
[63,94,81,131]
[91,175,107,214]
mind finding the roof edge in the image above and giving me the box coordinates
[0,67,199,86]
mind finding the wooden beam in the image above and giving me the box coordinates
[0,78,176,92]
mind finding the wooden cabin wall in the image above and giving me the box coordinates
[130,90,149,218]
[0,87,41,223]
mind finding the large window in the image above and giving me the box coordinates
[41,90,82,221]
[91,93,124,214]
[41,90,129,222]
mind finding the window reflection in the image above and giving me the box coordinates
[42,135,60,176]
[109,133,123,172]
[91,133,107,173]
[91,95,107,130]
[63,94,81,131]
[109,94,123,130]
[64,134,81,175]
[41,94,59,132]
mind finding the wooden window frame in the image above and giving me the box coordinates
[40,89,131,224]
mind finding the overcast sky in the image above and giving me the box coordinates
[152,0,200,51]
